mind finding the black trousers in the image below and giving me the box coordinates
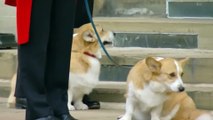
[16,0,75,119]
[74,0,94,28]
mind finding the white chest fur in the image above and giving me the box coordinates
[129,82,167,111]
[67,56,101,110]
[69,57,100,93]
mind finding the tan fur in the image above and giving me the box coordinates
[70,52,90,73]
[160,58,213,120]
[70,23,111,73]
[127,57,185,90]
[119,57,190,120]
[67,23,114,110]
[72,23,108,52]
[127,59,150,89]
[162,92,212,120]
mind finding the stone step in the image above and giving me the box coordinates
[167,0,213,18]
[93,0,166,17]
[90,81,213,110]
[94,81,213,95]
[93,0,213,18]
[113,32,198,49]
[102,48,213,62]
[94,17,213,50]
[1,48,213,84]
[100,48,213,83]
[0,1,16,35]
[0,80,212,110]
[0,33,17,48]
[0,50,17,79]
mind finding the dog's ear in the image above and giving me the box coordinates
[83,30,96,42]
[146,57,162,74]
[179,58,189,68]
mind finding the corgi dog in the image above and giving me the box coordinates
[67,23,114,110]
[7,23,114,110]
[161,88,213,120]
[119,57,188,120]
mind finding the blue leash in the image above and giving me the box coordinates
[84,0,119,65]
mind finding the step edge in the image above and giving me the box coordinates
[96,81,213,92]
[101,47,213,58]
[100,102,125,110]
[94,17,213,24]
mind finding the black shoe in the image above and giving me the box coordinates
[56,114,77,120]
[83,95,100,109]
[35,115,59,120]
[16,98,27,109]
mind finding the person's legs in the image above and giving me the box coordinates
[17,0,54,119]
[14,67,27,109]
[45,0,75,117]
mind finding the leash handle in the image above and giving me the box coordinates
[84,0,119,65]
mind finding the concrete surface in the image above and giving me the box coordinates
[0,79,125,120]
[0,97,124,120]
[0,1,16,35]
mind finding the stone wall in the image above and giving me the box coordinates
[0,1,16,36]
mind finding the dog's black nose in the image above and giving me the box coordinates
[178,86,185,92]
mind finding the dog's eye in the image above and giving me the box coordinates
[181,72,184,77]
[169,72,176,77]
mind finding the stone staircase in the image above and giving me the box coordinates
[0,0,213,111]
[91,0,213,110]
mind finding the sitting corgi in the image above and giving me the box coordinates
[119,57,213,120]
[119,57,188,120]
[67,23,114,110]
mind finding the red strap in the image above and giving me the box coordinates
[83,52,97,58]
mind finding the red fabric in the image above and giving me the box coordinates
[16,0,32,44]
[5,0,32,45]
[5,0,16,6]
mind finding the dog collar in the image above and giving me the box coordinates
[83,51,97,59]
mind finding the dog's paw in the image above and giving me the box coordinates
[7,102,16,108]
[118,115,131,120]
[151,117,160,120]
[68,104,75,111]
[74,102,88,110]
[7,95,16,108]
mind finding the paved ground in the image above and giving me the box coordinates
[0,97,124,120]
[0,79,126,120]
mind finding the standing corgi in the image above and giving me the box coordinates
[119,57,188,120]
[67,23,114,110]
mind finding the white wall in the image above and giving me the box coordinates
[0,1,16,36]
